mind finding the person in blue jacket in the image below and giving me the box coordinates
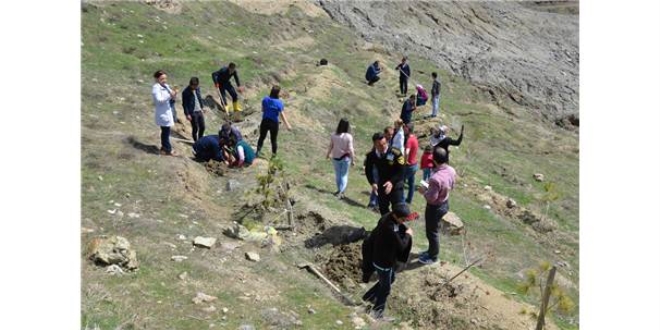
[366,60,382,86]
[192,135,223,162]
[256,85,292,158]
[181,77,207,142]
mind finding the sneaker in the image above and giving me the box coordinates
[333,191,340,197]
[418,255,438,265]
[417,251,429,259]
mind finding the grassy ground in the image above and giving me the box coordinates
[82,2,579,329]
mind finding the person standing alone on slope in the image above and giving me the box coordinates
[152,70,177,156]
[395,56,411,96]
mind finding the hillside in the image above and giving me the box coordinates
[81,1,579,329]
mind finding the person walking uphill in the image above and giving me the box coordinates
[361,203,413,320]
[212,62,244,113]
[152,70,177,156]
[326,118,356,199]
[182,77,207,142]
[256,85,292,158]
[365,60,382,86]
[395,56,411,96]
[365,132,406,215]
[416,147,456,265]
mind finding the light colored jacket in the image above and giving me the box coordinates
[152,83,173,127]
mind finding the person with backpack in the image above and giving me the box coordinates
[361,202,413,320]
[326,118,356,199]
[151,70,177,156]
[365,132,406,215]
[365,60,382,86]
[395,56,411,96]
[181,77,207,142]
[211,62,244,113]
[416,147,456,265]
[256,85,292,158]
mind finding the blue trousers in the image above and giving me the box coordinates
[160,126,172,153]
[332,157,351,193]
[404,164,418,203]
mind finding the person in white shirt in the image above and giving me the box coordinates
[152,70,177,156]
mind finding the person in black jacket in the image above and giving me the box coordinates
[181,77,207,142]
[365,132,406,215]
[362,203,414,320]
[430,124,464,159]
[395,56,411,96]
[211,62,244,113]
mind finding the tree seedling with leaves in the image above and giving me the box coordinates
[518,261,575,330]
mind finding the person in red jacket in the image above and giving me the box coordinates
[420,145,434,181]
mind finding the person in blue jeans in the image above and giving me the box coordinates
[326,118,356,199]
[403,123,419,204]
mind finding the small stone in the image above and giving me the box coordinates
[351,316,366,328]
[202,305,217,313]
[483,205,491,210]
[221,316,227,320]
[178,272,189,281]
[137,34,144,38]
[554,250,561,254]
[193,236,217,248]
[533,173,545,182]
[114,202,122,207]
[506,198,517,208]
[238,325,255,330]
[470,318,478,325]
[336,320,343,325]
[171,255,188,262]
[106,264,124,275]
[192,292,218,304]
[222,307,229,314]
[227,180,241,191]
[82,227,95,234]
[128,212,140,218]
[98,176,103,181]
[484,185,492,191]
[107,209,117,214]
[245,252,260,262]
[178,234,186,240]
[307,307,316,314]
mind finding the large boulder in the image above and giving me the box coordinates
[441,212,464,236]
[87,236,139,270]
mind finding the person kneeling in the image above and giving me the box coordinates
[192,135,224,162]
[224,136,255,168]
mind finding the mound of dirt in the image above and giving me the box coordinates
[205,160,226,176]
[320,242,364,289]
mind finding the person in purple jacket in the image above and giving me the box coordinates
[416,147,456,265]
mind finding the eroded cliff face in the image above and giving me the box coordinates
[319,1,579,119]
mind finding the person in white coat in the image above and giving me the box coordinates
[152,70,178,156]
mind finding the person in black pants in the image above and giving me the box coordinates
[365,132,406,215]
[395,56,411,96]
[181,77,207,142]
[256,85,292,158]
[361,203,413,320]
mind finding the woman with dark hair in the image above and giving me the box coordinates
[152,70,177,156]
[256,85,292,158]
[326,118,356,199]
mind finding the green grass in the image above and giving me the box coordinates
[82,1,578,329]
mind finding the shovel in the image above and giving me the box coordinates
[297,262,357,306]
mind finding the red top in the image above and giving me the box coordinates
[405,134,419,165]
[420,150,434,169]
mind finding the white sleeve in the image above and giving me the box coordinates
[237,146,245,161]
[152,84,171,104]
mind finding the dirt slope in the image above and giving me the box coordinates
[318,0,579,120]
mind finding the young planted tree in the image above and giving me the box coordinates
[518,261,575,330]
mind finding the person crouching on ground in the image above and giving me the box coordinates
[326,118,356,199]
[365,60,382,86]
[224,136,255,168]
[416,147,456,265]
[362,203,414,320]
[192,135,223,162]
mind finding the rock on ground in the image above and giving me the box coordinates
[193,236,217,248]
[87,236,139,270]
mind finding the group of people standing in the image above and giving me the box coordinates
[151,63,293,167]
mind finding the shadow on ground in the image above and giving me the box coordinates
[304,225,368,249]
[125,136,159,155]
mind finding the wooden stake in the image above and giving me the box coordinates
[535,266,557,330]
